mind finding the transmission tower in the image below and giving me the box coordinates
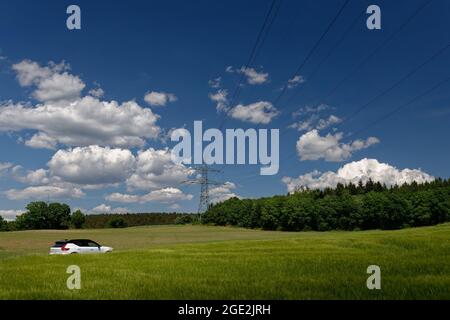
[182,164,223,215]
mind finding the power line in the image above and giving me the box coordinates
[272,0,351,108]
[251,0,351,133]
[193,1,282,208]
[228,0,283,107]
[232,43,450,183]
[334,42,450,129]
[215,0,441,188]
[308,0,432,106]
[249,0,284,64]
[348,75,450,140]
[218,0,282,130]
[275,0,433,138]
[277,75,450,177]
[281,8,366,113]
[271,0,436,142]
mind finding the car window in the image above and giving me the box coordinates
[68,240,85,247]
[52,241,66,247]
[87,241,100,247]
[69,240,84,246]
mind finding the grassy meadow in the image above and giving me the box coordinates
[0,224,449,299]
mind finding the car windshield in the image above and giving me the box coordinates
[87,241,100,247]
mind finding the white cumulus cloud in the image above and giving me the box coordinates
[209,182,239,203]
[287,75,305,89]
[0,162,13,176]
[91,204,128,214]
[0,209,24,221]
[88,87,104,98]
[11,166,50,185]
[229,101,279,124]
[126,148,193,191]
[238,67,269,85]
[106,187,193,204]
[144,91,177,107]
[48,145,135,185]
[296,130,379,161]
[208,77,222,89]
[209,89,229,112]
[12,60,85,102]
[282,158,434,192]
[0,96,160,149]
[4,185,85,200]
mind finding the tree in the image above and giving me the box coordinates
[71,210,86,229]
[0,216,7,231]
[108,217,127,228]
[14,202,71,230]
[203,178,450,232]
[47,202,71,229]
[174,215,194,225]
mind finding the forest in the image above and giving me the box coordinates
[0,202,194,231]
[202,178,450,231]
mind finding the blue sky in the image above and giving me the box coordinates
[0,0,449,217]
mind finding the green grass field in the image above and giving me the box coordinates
[0,224,449,299]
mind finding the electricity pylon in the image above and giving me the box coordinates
[182,164,223,215]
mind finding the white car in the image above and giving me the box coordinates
[49,239,113,255]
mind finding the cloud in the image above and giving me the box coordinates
[144,91,177,107]
[12,60,64,86]
[292,104,330,118]
[0,96,160,149]
[5,146,191,202]
[282,158,434,192]
[225,66,234,73]
[288,116,317,131]
[32,73,85,102]
[229,101,279,124]
[238,67,269,85]
[208,77,222,89]
[209,89,229,112]
[290,114,342,132]
[316,115,342,130]
[106,187,193,204]
[24,132,58,150]
[287,75,305,89]
[0,162,13,176]
[225,66,269,85]
[48,145,135,185]
[126,148,193,191]
[91,204,128,214]
[209,182,239,203]
[88,87,104,98]
[296,130,379,161]
[168,203,181,210]
[4,185,85,200]
[0,210,24,221]
[12,60,85,102]
[11,166,50,185]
